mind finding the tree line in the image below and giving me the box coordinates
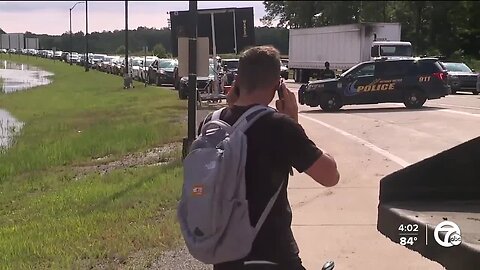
[22,26,288,57]
[262,1,479,59]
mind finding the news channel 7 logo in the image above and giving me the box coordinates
[398,221,462,248]
[434,221,462,247]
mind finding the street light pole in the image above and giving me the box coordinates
[123,0,131,89]
[85,0,89,72]
[69,1,84,66]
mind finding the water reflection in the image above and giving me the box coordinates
[0,60,52,149]
[0,60,53,93]
[0,109,23,150]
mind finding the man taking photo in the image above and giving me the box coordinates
[201,46,340,270]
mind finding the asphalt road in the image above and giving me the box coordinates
[282,81,479,270]
[187,80,479,269]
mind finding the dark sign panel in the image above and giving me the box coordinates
[169,7,255,56]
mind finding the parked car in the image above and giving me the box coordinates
[147,58,178,86]
[299,57,450,111]
[53,51,63,60]
[67,52,80,64]
[441,62,479,95]
[91,54,107,69]
[139,56,158,82]
[178,64,215,100]
[0,49,7,54]
[130,57,144,80]
[112,57,125,75]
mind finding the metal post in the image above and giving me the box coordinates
[183,0,198,159]
[69,8,73,65]
[210,13,218,95]
[233,9,237,54]
[124,0,130,89]
[84,2,88,69]
[144,46,147,87]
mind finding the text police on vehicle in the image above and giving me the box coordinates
[298,58,450,112]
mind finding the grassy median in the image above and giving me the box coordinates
[0,55,186,269]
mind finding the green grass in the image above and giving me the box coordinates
[0,55,188,269]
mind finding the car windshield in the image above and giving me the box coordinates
[380,45,412,57]
[159,60,176,69]
[224,60,239,69]
[443,63,472,73]
[131,59,142,66]
[145,59,156,66]
[340,62,364,77]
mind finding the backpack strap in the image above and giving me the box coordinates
[254,181,285,234]
[232,105,276,133]
[211,107,226,121]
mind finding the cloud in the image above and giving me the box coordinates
[0,1,267,35]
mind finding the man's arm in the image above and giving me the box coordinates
[305,152,340,187]
[276,83,340,187]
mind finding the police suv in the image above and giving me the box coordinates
[298,58,450,111]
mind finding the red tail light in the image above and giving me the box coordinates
[432,72,447,81]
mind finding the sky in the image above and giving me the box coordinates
[0,1,269,35]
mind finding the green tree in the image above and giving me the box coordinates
[262,1,480,58]
[116,45,126,55]
[152,43,167,58]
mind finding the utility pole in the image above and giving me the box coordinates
[123,0,131,89]
[85,0,89,72]
[182,0,198,159]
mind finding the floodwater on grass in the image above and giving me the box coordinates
[0,60,53,149]
[0,60,53,93]
[0,109,23,150]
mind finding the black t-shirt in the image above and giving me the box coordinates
[198,105,323,269]
[319,69,336,80]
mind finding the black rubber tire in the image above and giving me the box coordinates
[319,92,343,112]
[404,89,427,109]
[472,90,479,95]
[451,89,457,95]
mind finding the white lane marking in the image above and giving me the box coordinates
[438,109,480,118]
[299,114,410,168]
[431,103,480,111]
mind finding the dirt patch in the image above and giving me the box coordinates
[149,245,211,270]
[73,142,181,180]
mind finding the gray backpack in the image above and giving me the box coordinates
[178,104,283,264]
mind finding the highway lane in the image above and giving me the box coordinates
[284,81,479,269]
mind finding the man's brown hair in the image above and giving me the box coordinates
[236,46,281,93]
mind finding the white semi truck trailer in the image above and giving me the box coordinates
[288,23,413,83]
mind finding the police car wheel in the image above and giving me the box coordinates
[472,90,479,95]
[319,92,342,112]
[404,89,426,109]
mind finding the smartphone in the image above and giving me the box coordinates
[277,79,284,100]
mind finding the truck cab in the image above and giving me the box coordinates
[371,41,413,60]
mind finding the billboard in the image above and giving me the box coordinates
[169,7,255,57]
[0,34,8,49]
[25,38,39,49]
[1,33,25,50]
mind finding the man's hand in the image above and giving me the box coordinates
[275,83,298,122]
[226,81,239,107]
